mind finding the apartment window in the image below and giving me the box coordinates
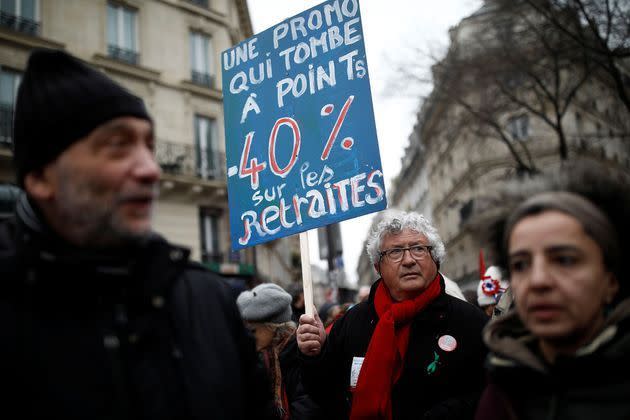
[190,31,214,88]
[0,67,21,146]
[575,112,582,133]
[459,199,473,226]
[187,0,208,7]
[199,208,220,263]
[0,0,38,35]
[507,114,529,141]
[503,71,525,90]
[107,2,138,64]
[194,115,218,179]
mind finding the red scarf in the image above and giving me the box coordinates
[350,275,442,420]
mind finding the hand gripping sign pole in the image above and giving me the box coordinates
[299,231,314,317]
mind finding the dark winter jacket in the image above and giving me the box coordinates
[300,277,488,420]
[280,337,321,420]
[475,299,630,420]
[0,195,274,420]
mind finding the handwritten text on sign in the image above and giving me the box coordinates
[222,0,387,250]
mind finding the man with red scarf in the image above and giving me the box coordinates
[297,211,488,419]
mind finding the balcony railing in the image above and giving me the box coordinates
[191,71,215,89]
[107,45,139,65]
[0,11,39,36]
[0,104,13,148]
[155,139,226,180]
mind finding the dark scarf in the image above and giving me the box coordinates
[261,326,296,420]
[350,275,442,420]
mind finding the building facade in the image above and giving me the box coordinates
[0,0,300,286]
[426,2,629,290]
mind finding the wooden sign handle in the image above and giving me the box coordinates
[299,231,314,317]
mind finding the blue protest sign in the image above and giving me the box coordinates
[222,0,387,250]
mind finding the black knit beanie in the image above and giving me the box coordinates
[12,48,152,187]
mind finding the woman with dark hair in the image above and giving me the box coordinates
[474,163,630,420]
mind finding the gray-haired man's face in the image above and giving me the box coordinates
[375,228,438,302]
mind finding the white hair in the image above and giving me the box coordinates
[366,210,446,266]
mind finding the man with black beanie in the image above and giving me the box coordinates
[0,49,275,419]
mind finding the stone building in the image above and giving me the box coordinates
[0,0,300,287]
[356,0,630,291]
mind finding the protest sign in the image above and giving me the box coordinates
[222,0,387,250]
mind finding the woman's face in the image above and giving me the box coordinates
[508,210,618,357]
[248,323,274,351]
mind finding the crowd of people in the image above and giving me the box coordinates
[1,48,629,419]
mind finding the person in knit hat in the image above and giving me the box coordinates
[477,266,508,317]
[238,283,294,349]
[237,283,320,419]
[0,49,274,419]
[11,49,152,190]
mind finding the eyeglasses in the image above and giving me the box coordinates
[379,245,433,263]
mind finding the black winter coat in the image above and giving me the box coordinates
[476,300,630,420]
[0,197,274,420]
[280,337,321,420]
[301,277,488,420]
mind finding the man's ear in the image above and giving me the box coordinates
[373,263,380,276]
[24,169,54,201]
[431,254,440,270]
[604,272,619,305]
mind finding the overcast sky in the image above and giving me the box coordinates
[245,0,482,285]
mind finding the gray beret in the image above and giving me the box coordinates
[236,283,293,324]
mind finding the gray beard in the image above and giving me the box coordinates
[55,192,154,249]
